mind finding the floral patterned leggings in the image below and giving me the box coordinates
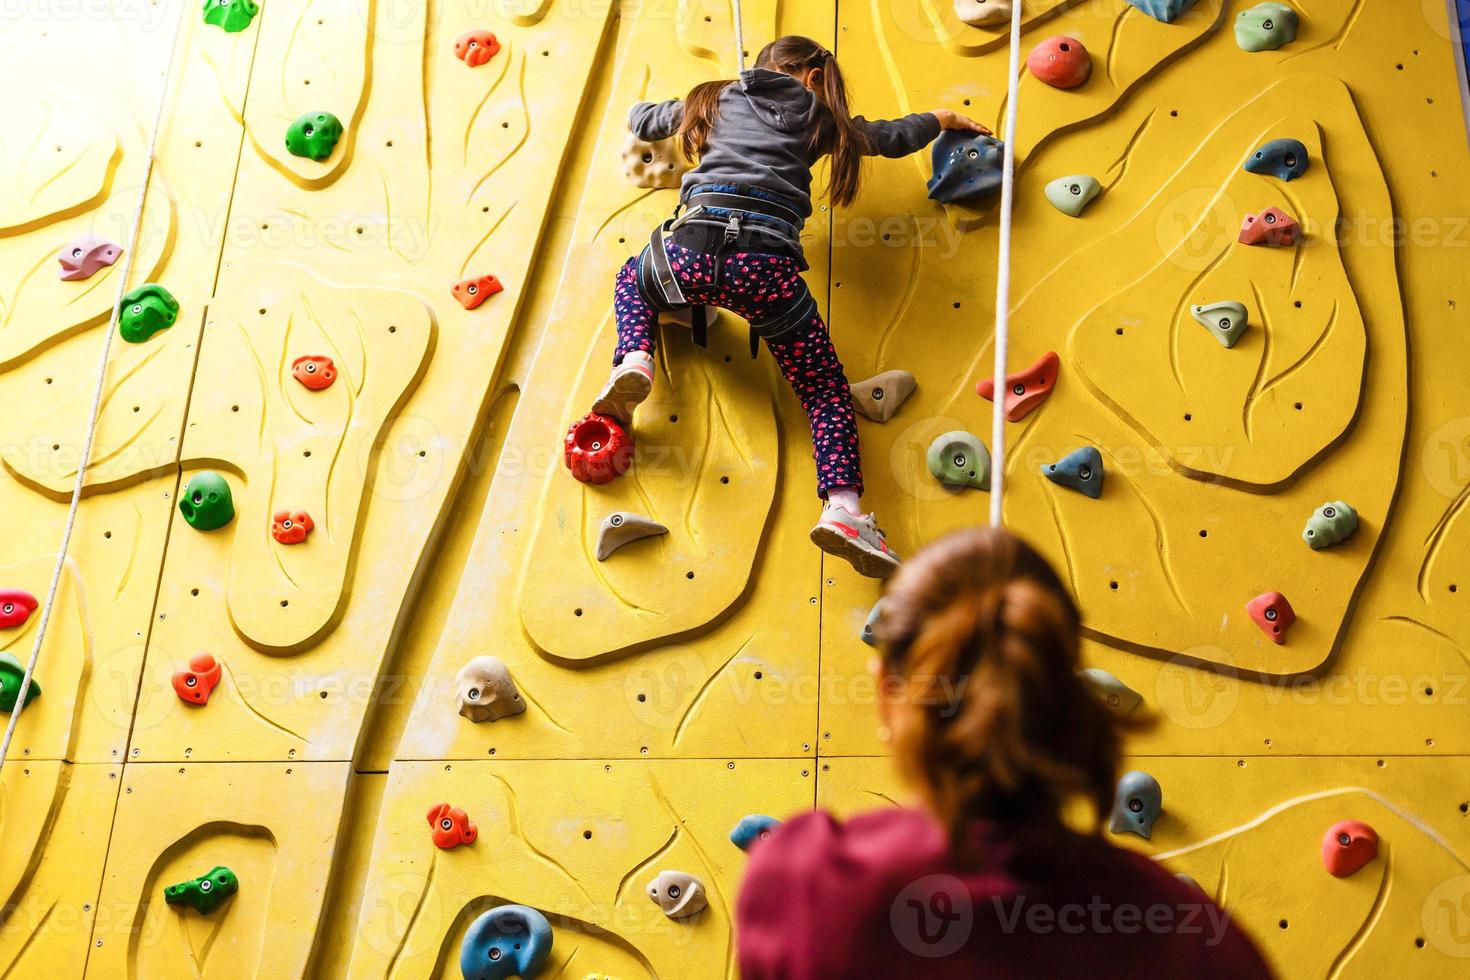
[613,241,862,497]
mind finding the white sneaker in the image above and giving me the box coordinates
[592,356,653,427]
[809,502,901,579]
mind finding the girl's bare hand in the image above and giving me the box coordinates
[934,109,993,135]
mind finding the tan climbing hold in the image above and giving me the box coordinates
[955,0,1012,27]
[622,132,687,189]
[849,370,917,423]
[646,870,707,919]
[455,656,526,723]
[596,512,668,561]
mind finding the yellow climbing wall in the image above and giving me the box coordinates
[0,0,1467,976]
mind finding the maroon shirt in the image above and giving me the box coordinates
[737,808,1273,979]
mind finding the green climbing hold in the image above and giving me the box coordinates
[202,0,258,33]
[164,865,239,915]
[1303,501,1358,550]
[119,284,179,344]
[1235,2,1298,51]
[285,111,344,162]
[0,652,40,713]
[1044,175,1101,217]
[926,431,990,490]
[179,471,235,531]
[1191,301,1249,348]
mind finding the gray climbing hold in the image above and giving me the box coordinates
[1191,301,1250,349]
[1078,668,1142,716]
[595,512,668,561]
[954,0,1011,27]
[1044,175,1101,217]
[1302,501,1358,550]
[1042,446,1103,499]
[859,599,882,647]
[647,870,707,919]
[926,431,990,490]
[455,656,526,723]
[850,370,917,423]
[927,132,1005,204]
[1109,770,1162,839]
[1125,0,1198,23]
[1244,138,1310,181]
[1235,2,1298,51]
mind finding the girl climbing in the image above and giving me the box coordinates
[736,528,1274,978]
[592,35,990,579]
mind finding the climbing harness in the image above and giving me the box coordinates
[988,0,1025,528]
[0,0,189,770]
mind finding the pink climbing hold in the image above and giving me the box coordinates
[57,236,122,281]
[1246,591,1294,644]
[0,590,38,629]
[1238,207,1300,246]
[1027,36,1091,89]
[976,351,1060,422]
[454,30,501,67]
[1321,820,1378,877]
[172,653,223,706]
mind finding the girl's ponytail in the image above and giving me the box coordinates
[877,528,1123,844]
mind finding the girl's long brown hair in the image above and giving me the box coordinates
[876,527,1123,844]
[676,35,872,207]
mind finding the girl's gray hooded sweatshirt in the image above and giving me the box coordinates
[629,68,940,228]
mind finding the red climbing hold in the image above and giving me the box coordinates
[1321,820,1378,877]
[172,653,223,706]
[427,802,478,849]
[271,511,315,545]
[565,412,634,485]
[1246,591,1295,644]
[292,355,337,390]
[454,30,501,68]
[976,351,1060,422]
[452,274,504,310]
[0,590,38,629]
[1238,207,1300,246]
[1027,36,1091,89]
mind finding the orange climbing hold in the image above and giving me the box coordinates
[1321,820,1378,877]
[0,590,38,629]
[271,511,315,545]
[1027,36,1091,89]
[1246,592,1295,644]
[1238,207,1300,246]
[976,351,1060,422]
[292,355,337,390]
[454,30,500,68]
[427,802,478,849]
[565,412,634,485]
[452,274,504,310]
[172,653,223,706]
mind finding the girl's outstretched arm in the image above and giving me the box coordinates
[628,100,684,141]
[855,109,992,158]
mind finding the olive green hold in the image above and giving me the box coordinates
[926,431,990,490]
[1303,500,1358,550]
[1191,301,1249,348]
[0,652,40,713]
[202,0,258,33]
[1044,175,1101,217]
[285,111,344,162]
[164,866,239,915]
[1235,2,1298,52]
[119,284,179,344]
[179,471,235,531]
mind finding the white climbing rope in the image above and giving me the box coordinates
[988,0,1024,528]
[0,0,189,770]
[731,0,747,71]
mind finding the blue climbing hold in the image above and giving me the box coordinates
[1109,770,1163,839]
[730,814,782,851]
[926,131,1005,204]
[460,905,552,980]
[1042,446,1104,499]
[1125,0,1198,23]
[1244,138,1310,181]
[859,599,882,647]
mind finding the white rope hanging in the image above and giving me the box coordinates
[988,0,1024,528]
[731,0,747,71]
[0,0,189,770]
